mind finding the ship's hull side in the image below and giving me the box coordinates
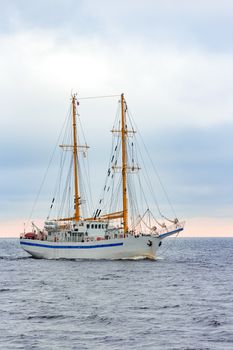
[20,236,161,260]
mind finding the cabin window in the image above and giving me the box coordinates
[91,224,94,229]
[87,224,90,229]
[95,224,97,229]
[98,224,101,229]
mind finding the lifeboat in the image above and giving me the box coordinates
[24,232,37,240]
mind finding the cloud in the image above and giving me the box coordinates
[1,0,232,53]
[146,123,233,216]
[0,30,232,133]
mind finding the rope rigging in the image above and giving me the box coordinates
[94,96,180,230]
[26,104,72,230]
[127,107,177,216]
[43,99,93,222]
[28,93,180,234]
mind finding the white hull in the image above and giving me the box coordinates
[20,225,184,260]
[20,235,161,260]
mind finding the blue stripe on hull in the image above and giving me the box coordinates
[20,241,123,249]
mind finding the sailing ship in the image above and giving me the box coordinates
[20,93,184,259]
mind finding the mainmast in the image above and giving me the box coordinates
[72,94,80,221]
[84,93,135,229]
[121,93,128,234]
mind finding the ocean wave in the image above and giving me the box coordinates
[0,256,31,260]
[27,314,66,320]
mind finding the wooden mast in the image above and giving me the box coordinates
[121,93,128,235]
[72,94,80,221]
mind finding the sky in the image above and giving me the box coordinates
[0,0,232,237]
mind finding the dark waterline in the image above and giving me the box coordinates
[0,238,233,350]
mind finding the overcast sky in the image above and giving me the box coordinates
[0,0,232,237]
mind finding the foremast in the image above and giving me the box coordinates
[58,94,89,222]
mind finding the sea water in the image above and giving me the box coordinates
[0,238,232,350]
